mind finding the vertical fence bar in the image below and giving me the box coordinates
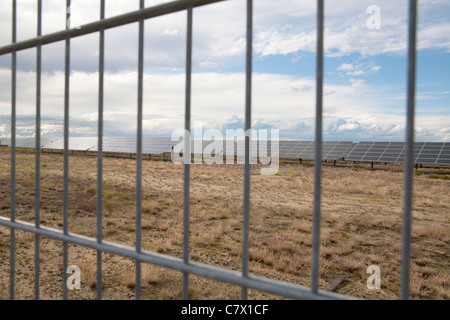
[35,0,42,301]
[241,0,253,300]
[96,0,105,300]
[10,0,17,301]
[182,5,193,301]
[401,0,418,301]
[311,0,324,294]
[62,0,71,300]
[135,0,145,300]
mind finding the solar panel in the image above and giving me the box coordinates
[415,142,446,164]
[101,137,136,153]
[7,137,59,149]
[289,141,355,160]
[278,141,306,158]
[278,140,300,157]
[397,142,426,163]
[344,141,450,165]
[325,141,357,160]
[70,137,98,151]
[0,138,9,146]
[142,137,177,154]
[296,142,316,159]
[378,142,405,162]
[3,137,449,166]
[437,143,450,165]
[193,139,227,156]
[344,141,373,162]
[39,137,96,151]
[97,137,177,154]
[15,138,37,148]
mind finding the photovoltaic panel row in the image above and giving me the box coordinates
[2,137,177,154]
[278,140,356,160]
[189,140,265,157]
[332,141,357,159]
[100,137,137,153]
[43,137,98,151]
[297,141,356,161]
[2,138,354,161]
[345,142,450,165]
[0,137,58,148]
[143,137,178,154]
[414,142,450,165]
[279,140,308,158]
[3,138,450,165]
[436,143,450,165]
[97,137,176,154]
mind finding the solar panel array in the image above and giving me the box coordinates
[1,137,60,149]
[91,137,176,154]
[345,141,450,165]
[188,140,354,161]
[1,137,449,165]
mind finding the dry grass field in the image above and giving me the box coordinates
[0,146,449,300]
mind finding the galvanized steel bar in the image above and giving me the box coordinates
[34,0,42,301]
[0,0,227,56]
[96,0,106,301]
[0,217,355,300]
[135,0,145,301]
[62,0,71,300]
[10,0,17,301]
[311,0,324,294]
[241,0,253,300]
[401,0,418,301]
[182,5,193,301]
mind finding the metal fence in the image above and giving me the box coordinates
[0,0,418,300]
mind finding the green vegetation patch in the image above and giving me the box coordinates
[429,174,450,180]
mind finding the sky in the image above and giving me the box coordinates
[0,0,449,142]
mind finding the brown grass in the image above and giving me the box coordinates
[0,147,449,300]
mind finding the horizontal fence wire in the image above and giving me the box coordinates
[0,0,226,56]
[0,0,418,301]
[0,217,352,300]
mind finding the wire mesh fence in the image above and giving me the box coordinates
[0,0,418,300]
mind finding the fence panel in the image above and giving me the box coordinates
[0,0,418,300]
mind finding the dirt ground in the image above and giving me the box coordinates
[0,147,449,300]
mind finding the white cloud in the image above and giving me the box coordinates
[2,0,449,73]
[162,29,179,36]
[337,63,354,71]
[370,66,381,73]
[348,70,366,76]
[418,22,450,52]
[349,79,366,88]
[1,68,448,142]
[336,60,382,77]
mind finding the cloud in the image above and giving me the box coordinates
[349,79,366,88]
[418,22,450,52]
[162,29,179,36]
[337,63,354,71]
[336,60,382,78]
[1,68,448,142]
[2,0,450,73]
